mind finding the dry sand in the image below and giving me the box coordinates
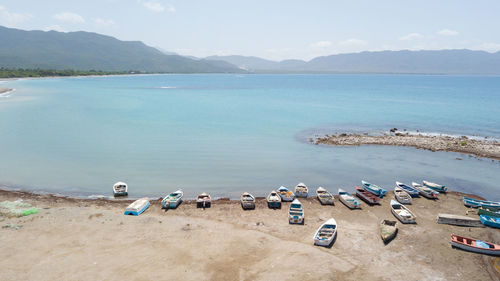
[1,189,499,281]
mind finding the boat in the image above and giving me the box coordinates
[288,199,304,224]
[294,182,308,198]
[277,186,295,202]
[478,206,500,218]
[462,197,500,209]
[437,213,484,227]
[316,187,334,205]
[267,191,282,209]
[124,198,149,216]
[390,199,416,224]
[380,220,398,244]
[161,189,183,209]
[480,215,500,229]
[113,181,128,197]
[240,192,256,210]
[361,180,387,198]
[338,188,361,209]
[422,180,447,192]
[394,186,412,204]
[354,186,380,205]
[395,182,420,197]
[196,192,211,208]
[411,182,438,199]
[450,234,500,256]
[313,218,337,247]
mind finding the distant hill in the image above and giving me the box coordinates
[0,26,242,73]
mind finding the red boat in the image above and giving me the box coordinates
[450,234,500,256]
[355,186,381,205]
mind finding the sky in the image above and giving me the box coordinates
[1,0,500,61]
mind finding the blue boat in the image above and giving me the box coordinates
[124,198,150,216]
[395,182,420,197]
[480,215,500,229]
[361,180,387,198]
[463,197,500,209]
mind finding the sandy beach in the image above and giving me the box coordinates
[1,188,499,281]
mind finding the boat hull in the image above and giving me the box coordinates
[340,196,361,209]
[267,201,281,209]
[314,232,336,247]
[480,215,500,229]
[437,214,484,227]
[295,191,308,198]
[362,181,386,198]
[241,202,255,210]
[124,200,150,216]
[451,241,500,256]
[478,207,500,218]
[355,186,380,205]
[380,220,398,244]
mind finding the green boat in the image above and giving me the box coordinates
[478,207,500,218]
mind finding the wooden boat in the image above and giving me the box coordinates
[390,199,416,224]
[294,182,308,198]
[361,180,387,198]
[480,215,500,229]
[354,186,380,205]
[437,213,484,227]
[450,234,500,256]
[478,206,500,218]
[394,186,412,204]
[316,187,334,205]
[411,182,438,199]
[124,198,149,216]
[161,189,183,209]
[338,188,361,209]
[196,192,211,208]
[380,220,398,244]
[395,181,420,197]
[277,186,295,202]
[313,218,337,247]
[267,191,282,209]
[240,192,256,210]
[288,199,304,224]
[462,197,500,209]
[423,180,447,192]
[113,181,128,197]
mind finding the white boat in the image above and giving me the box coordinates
[161,189,183,209]
[423,180,447,192]
[390,199,416,224]
[411,182,438,199]
[288,199,304,224]
[267,191,282,209]
[113,181,128,197]
[277,186,295,202]
[338,188,361,209]
[294,182,309,198]
[196,192,211,208]
[316,187,334,205]
[241,192,256,210]
[394,186,412,204]
[124,198,149,216]
[313,218,337,247]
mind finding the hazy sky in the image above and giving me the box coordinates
[1,0,499,61]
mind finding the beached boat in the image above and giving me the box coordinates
[316,187,334,205]
[277,186,295,202]
[124,198,149,216]
[422,180,447,192]
[480,215,500,229]
[411,182,438,199]
[462,197,500,209]
[288,199,304,224]
[395,181,420,197]
[361,180,387,198]
[380,220,398,244]
[267,191,282,209]
[161,189,183,209]
[478,207,500,218]
[113,181,128,197]
[294,182,308,198]
[394,186,412,204]
[390,199,416,224]
[354,186,380,205]
[437,213,484,227]
[339,188,361,209]
[240,192,256,210]
[313,218,337,247]
[450,234,500,256]
[196,192,211,208]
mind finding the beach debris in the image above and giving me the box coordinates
[0,200,39,217]
[2,224,23,230]
[182,223,191,231]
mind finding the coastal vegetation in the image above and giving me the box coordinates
[0,68,137,78]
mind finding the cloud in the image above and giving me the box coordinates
[309,41,333,48]
[167,5,176,12]
[92,18,116,28]
[0,5,32,26]
[477,42,500,52]
[339,38,367,46]
[44,25,65,32]
[437,29,458,36]
[53,12,85,24]
[399,33,424,41]
[143,1,165,12]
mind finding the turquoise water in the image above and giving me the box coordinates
[1,74,499,200]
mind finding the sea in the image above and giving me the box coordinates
[1,74,499,200]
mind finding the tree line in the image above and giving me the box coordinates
[0,68,142,78]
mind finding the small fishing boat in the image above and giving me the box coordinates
[240,192,256,210]
[294,182,309,198]
[361,180,387,198]
[288,199,304,224]
[316,187,334,205]
[267,191,282,209]
[437,214,484,227]
[339,188,361,209]
[462,197,500,209]
[394,186,412,204]
[161,189,183,209]
[113,181,128,197]
[380,220,398,244]
[422,180,447,192]
[390,199,416,224]
[196,192,211,208]
[480,215,500,229]
[450,234,500,256]
[277,186,295,202]
[313,218,337,247]
[395,181,420,197]
[478,206,500,218]
[411,182,438,199]
[124,198,149,216]
[354,186,380,205]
